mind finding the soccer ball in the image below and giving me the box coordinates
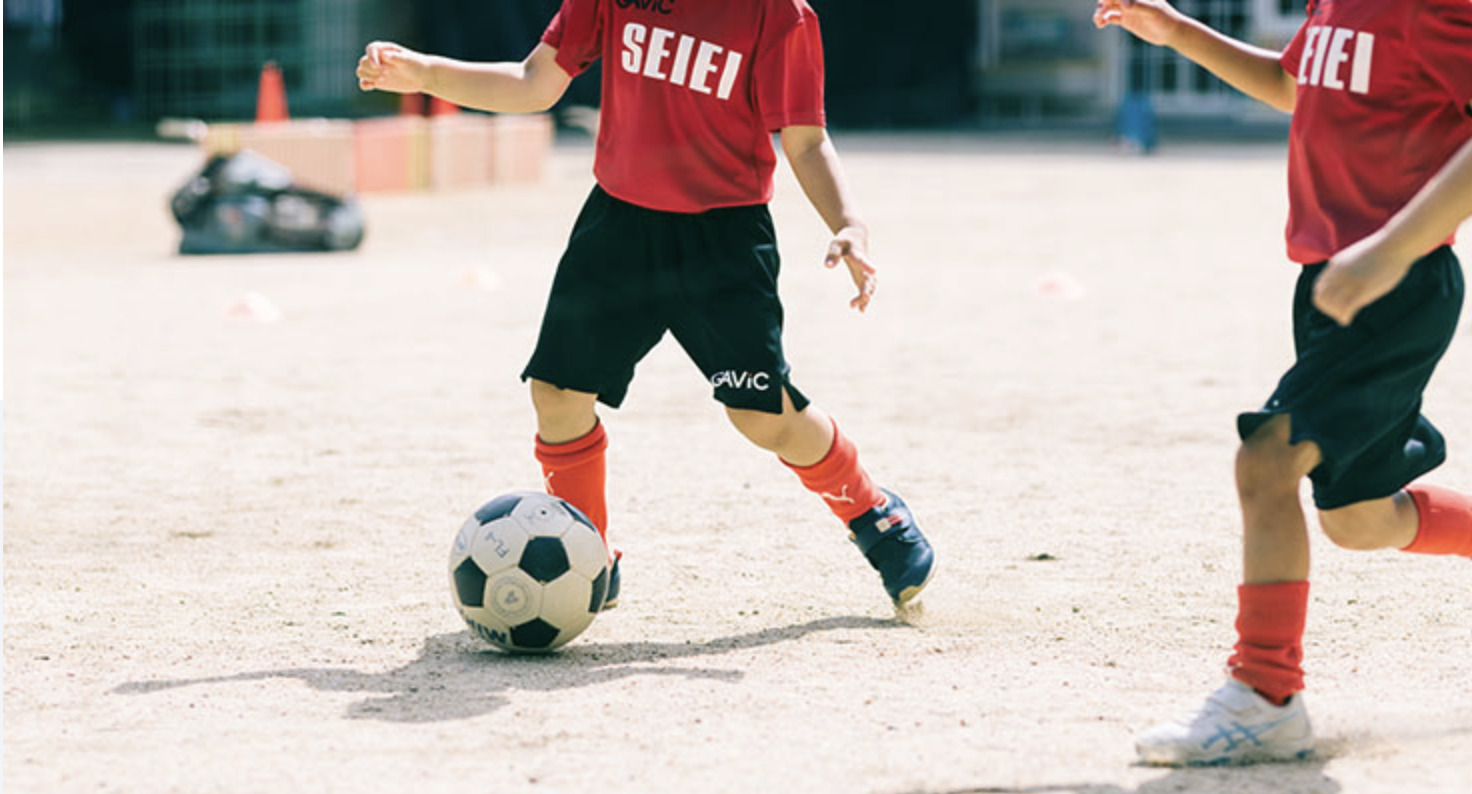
[448,491,611,653]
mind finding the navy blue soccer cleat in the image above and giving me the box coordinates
[601,549,621,611]
[848,489,935,606]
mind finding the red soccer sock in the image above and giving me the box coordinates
[1226,581,1309,705]
[784,420,885,524]
[1404,485,1472,558]
[535,423,608,539]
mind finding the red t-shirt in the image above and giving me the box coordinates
[542,0,826,213]
[1279,0,1472,264]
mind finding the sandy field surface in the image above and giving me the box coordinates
[4,134,1470,794]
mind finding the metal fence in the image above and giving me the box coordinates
[1123,0,1303,117]
[4,0,1303,134]
[132,0,392,122]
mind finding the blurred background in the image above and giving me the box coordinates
[2,0,1304,138]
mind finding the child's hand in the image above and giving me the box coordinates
[1093,0,1184,46]
[824,226,877,313]
[357,41,431,94]
[1313,239,1414,326]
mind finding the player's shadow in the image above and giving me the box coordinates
[909,757,1342,794]
[112,614,899,723]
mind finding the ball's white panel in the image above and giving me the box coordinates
[484,568,544,626]
[470,516,529,575]
[560,521,610,579]
[448,516,480,566]
[458,605,516,651]
[538,574,597,641]
[513,493,576,538]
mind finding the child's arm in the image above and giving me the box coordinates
[356,41,571,113]
[1093,0,1296,112]
[1314,137,1472,325]
[780,125,877,313]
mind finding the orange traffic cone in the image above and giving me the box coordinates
[256,61,289,123]
[429,95,460,116]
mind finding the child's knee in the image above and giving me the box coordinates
[530,380,595,421]
[1235,418,1320,500]
[1235,440,1301,500]
[1319,502,1400,550]
[726,406,790,451]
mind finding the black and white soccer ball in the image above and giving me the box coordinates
[448,491,611,653]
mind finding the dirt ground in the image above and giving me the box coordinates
[4,134,1470,794]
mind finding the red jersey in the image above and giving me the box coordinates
[1279,0,1472,264]
[542,0,826,213]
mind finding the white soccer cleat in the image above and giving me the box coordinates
[1136,678,1315,766]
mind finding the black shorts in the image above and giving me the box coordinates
[521,186,809,415]
[1238,246,1464,510]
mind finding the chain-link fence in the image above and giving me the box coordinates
[131,0,400,122]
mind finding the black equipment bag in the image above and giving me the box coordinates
[171,150,365,255]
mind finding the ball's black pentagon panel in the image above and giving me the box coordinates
[588,566,609,613]
[520,536,571,583]
[509,618,560,650]
[452,558,488,608]
[473,492,524,525]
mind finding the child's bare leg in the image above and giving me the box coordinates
[1224,414,1321,713]
[1235,414,1321,583]
[1318,493,1420,551]
[529,379,599,443]
[724,390,834,466]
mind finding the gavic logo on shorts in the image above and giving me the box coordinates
[710,370,771,391]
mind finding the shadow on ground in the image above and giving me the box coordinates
[113,614,899,722]
[902,756,1341,794]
